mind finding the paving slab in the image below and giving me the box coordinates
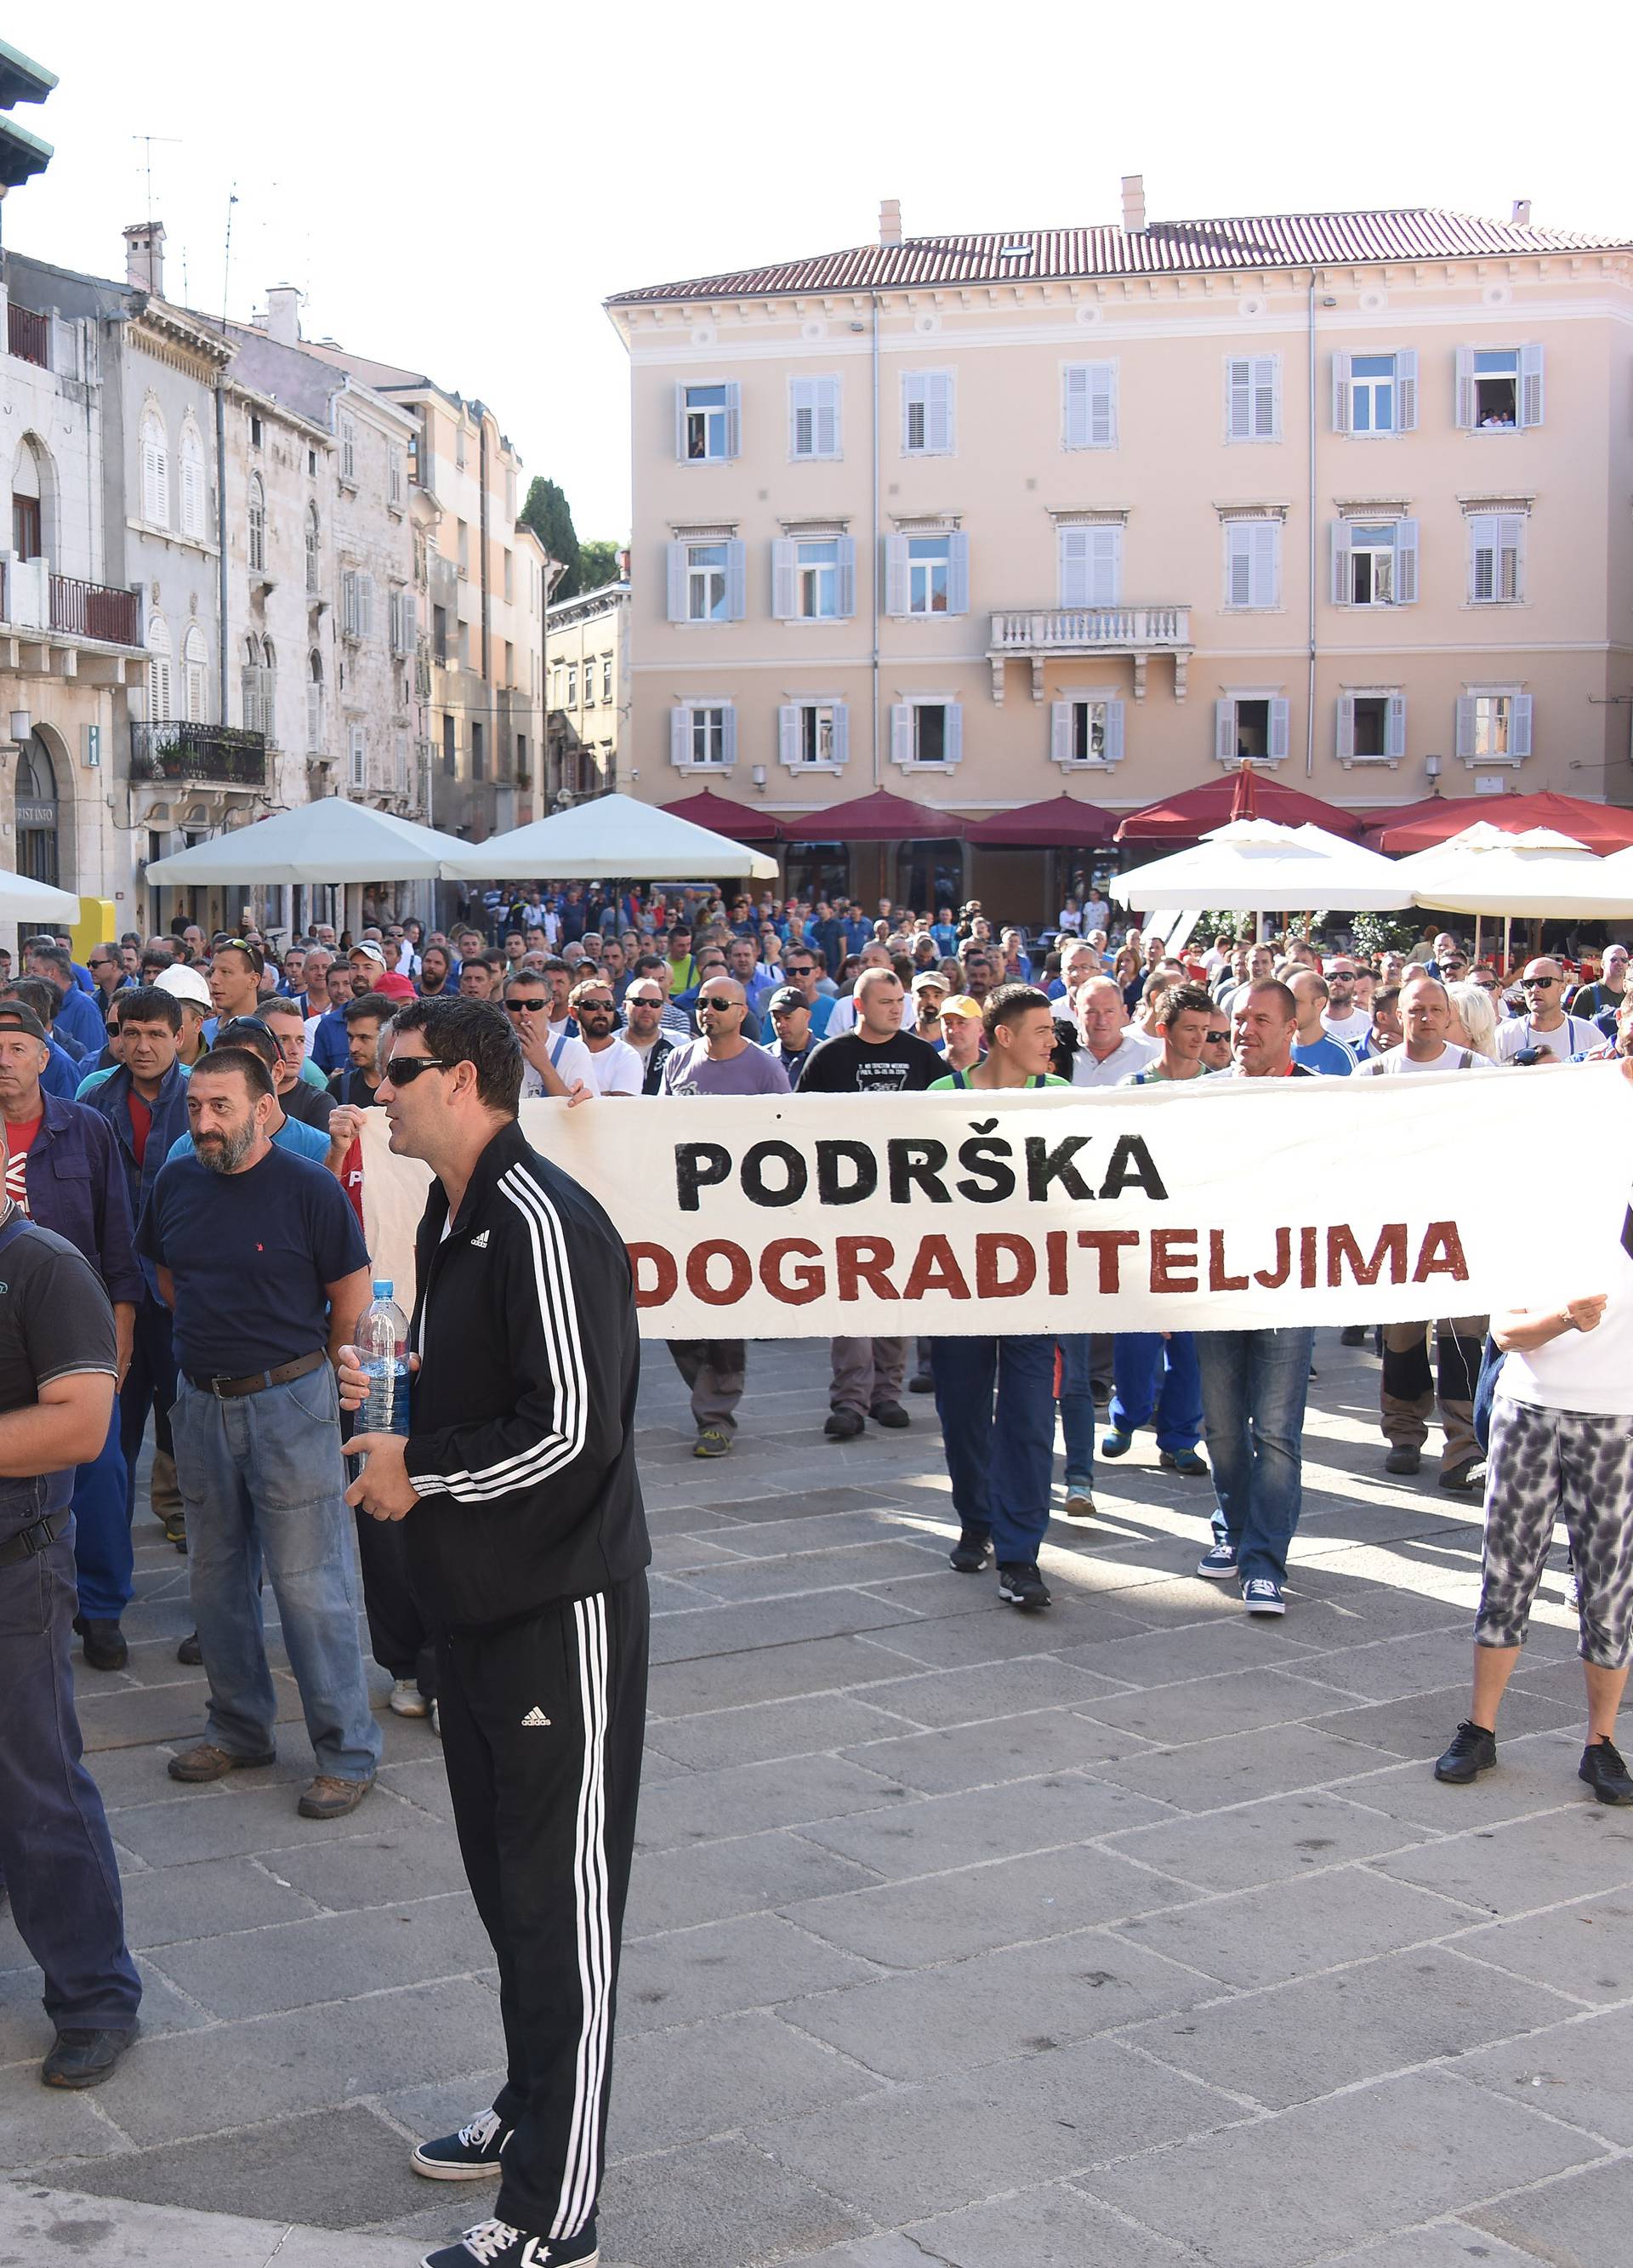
[838,1705,1153,1793]
[1102,1788,1433,1894]
[908,2180,1214,2268]
[1115,1861,1483,1989]
[617,1912,880,2034]
[1448,1885,1633,2003]
[1463,2156,1633,2268]
[0,2185,425,2266]
[1375,1798,1633,1916]
[1454,2003,1633,2145]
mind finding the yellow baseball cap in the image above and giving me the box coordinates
[939,994,982,1019]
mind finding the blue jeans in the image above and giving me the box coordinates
[1057,1336,1097,1484]
[171,1366,381,1781]
[70,1406,133,1622]
[931,1336,1057,1563]
[1112,1333,1203,1455]
[0,1525,141,2031]
[1196,1328,1316,1587]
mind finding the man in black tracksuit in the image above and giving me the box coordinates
[344,995,648,2268]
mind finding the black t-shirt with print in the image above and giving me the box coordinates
[794,1030,943,1095]
[0,1209,117,1523]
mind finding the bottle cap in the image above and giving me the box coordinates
[372,1279,393,1299]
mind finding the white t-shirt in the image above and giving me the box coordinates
[1056,906,1083,935]
[1355,1043,1493,1075]
[521,1034,595,1097]
[577,1038,644,1097]
[1499,1244,1633,1417]
[1072,1029,1160,1089]
[1322,1006,1373,1046]
[1494,1013,1599,1064]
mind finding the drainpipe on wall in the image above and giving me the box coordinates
[871,292,882,790]
[1306,270,1317,778]
[215,378,230,735]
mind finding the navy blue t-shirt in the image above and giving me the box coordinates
[136,1143,368,1376]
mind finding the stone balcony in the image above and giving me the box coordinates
[987,604,1192,704]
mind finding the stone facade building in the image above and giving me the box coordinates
[545,573,630,801]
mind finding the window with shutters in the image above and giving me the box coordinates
[1467,512,1524,603]
[1061,363,1118,450]
[248,475,266,573]
[680,383,737,462]
[1333,351,1419,436]
[305,504,321,595]
[147,615,173,721]
[140,405,170,527]
[566,664,578,706]
[686,541,731,621]
[778,700,849,773]
[902,371,954,456]
[1457,687,1532,766]
[773,533,855,621]
[390,448,405,507]
[1226,356,1280,442]
[349,725,367,790]
[1050,697,1126,769]
[340,417,357,482]
[307,652,324,753]
[671,701,734,768]
[601,655,612,704]
[1336,690,1407,768]
[183,624,208,723]
[1223,519,1283,611]
[1058,525,1122,609]
[796,539,841,618]
[242,637,276,738]
[909,535,952,614]
[1331,518,1418,607]
[1215,692,1291,766]
[789,376,841,460]
[889,698,963,770]
[179,419,206,540]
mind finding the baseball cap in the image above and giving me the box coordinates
[350,941,387,967]
[939,994,982,1020]
[156,964,212,1008]
[373,971,417,1002]
[0,1002,47,1042]
[765,985,805,1015]
[911,970,948,995]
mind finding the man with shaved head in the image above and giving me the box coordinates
[1494,958,1600,1064]
[1069,975,1159,1088]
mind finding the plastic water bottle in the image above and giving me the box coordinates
[357,1280,411,1437]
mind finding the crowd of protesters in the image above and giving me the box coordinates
[5,868,1633,2235]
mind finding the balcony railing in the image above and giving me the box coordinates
[50,573,141,647]
[7,302,48,369]
[987,605,1193,704]
[129,721,268,789]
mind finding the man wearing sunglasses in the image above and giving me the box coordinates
[1319,957,1372,1050]
[565,979,642,1097]
[502,974,595,1102]
[1494,959,1599,1064]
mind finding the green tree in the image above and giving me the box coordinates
[577,538,623,592]
[521,476,580,597]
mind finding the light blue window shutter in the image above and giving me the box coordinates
[815,377,839,458]
[1519,345,1545,428]
[1455,695,1477,759]
[666,542,688,621]
[1227,358,1252,440]
[834,536,856,618]
[1060,527,1090,607]
[883,534,910,617]
[1394,519,1419,604]
[1397,349,1419,430]
[1329,520,1352,606]
[890,703,914,764]
[946,531,970,616]
[771,539,798,619]
[1226,523,1253,608]
[1268,698,1290,761]
[1249,523,1279,608]
[1063,365,1090,448]
[1103,699,1125,762]
[670,706,690,766]
[1090,363,1116,448]
[725,540,747,620]
[1331,351,1351,434]
[943,703,963,764]
[1089,527,1120,606]
[1386,695,1408,761]
[788,379,811,459]
[721,707,738,765]
[1511,693,1533,756]
[1050,701,1073,761]
[1336,694,1355,764]
[723,382,742,459]
[926,372,954,453]
[1254,357,1279,439]
[901,373,921,453]
[1215,698,1237,762]
[674,385,688,461]
[1470,516,1494,601]
[778,704,801,765]
[830,704,849,766]
[1455,345,1476,430]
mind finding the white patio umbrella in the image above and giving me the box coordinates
[443,793,778,883]
[142,799,473,886]
[1396,824,1623,918]
[1110,818,1411,914]
[0,869,80,922]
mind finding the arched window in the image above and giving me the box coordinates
[140,404,169,527]
[179,419,206,540]
[307,649,324,754]
[304,502,321,596]
[182,623,207,721]
[248,473,266,573]
[242,632,273,737]
[147,614,173,721]
[11,435,45,558]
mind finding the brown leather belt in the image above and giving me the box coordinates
[187,1348,327,1400]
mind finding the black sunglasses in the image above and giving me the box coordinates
[699,996,739,1011]
[1205,1029,1229,1044]
[1520,977,1556,989]
[576,999,615,1012]
[383,1055,446,1085]
[504,997,550,1013]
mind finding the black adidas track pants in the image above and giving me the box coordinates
[436,1571,649,2242]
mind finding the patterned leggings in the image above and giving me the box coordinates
[1476,1397,1633,1668]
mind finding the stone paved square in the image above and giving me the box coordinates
[4,1336,1630,2267]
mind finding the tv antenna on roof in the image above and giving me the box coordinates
[131,134,180,228]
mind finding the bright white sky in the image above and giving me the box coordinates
[11,0,1630,544]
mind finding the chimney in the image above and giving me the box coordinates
[266,283,303,346]
[879,197,902,248]
[1121,174,1147,234]
[1511,197,1532,225]
[122,220,166,297]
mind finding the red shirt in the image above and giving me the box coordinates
[128,1090,153,1168]
[3,1114,43,1214]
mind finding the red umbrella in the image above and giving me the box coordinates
[1363,789,1633,855]
[1115,771,1365,843]
[659,787,781,843]
[777,788,967,841]
[964,793,1116,847]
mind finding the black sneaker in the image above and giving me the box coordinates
[73,1616,128,1673]
[996,1561,1051,1611]
[1340,1325,1368,1347]
[176,1631,202,1667]
[1579,1738,1633,1806]
[908,1370,936,1394]
[40,2023,138,2089]
[823,1408,865,1440]
[411,2107,513,2181]
[948,1530,993,1574]
[1434,1721,1497,1785]
[869,1400,911,1429]
[422,2219,598,2267]
[1385,1446,1421,1475]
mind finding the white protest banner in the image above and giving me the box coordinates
[358,1063,1633,1340]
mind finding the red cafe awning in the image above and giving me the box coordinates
[777,788,967,842]
[964,793,1117,848]
[1363,788,1633,856]
[1115,769,1367,843]
[658,788,782,843]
